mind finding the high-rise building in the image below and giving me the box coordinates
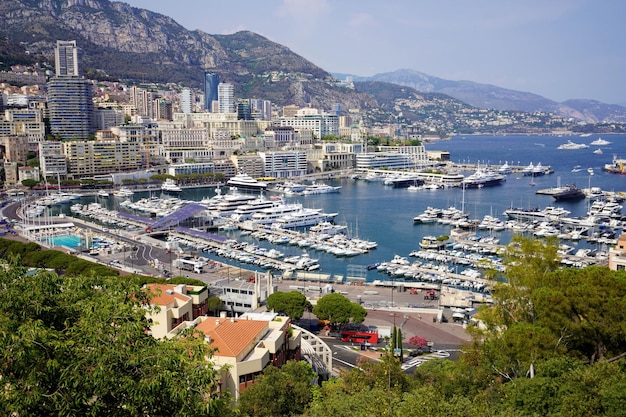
[218,83,235,113]
[237,99,252,120]
[47,40,94,140]
[54,40,79,77]
[180,88,192,114]
[203,72,219,111]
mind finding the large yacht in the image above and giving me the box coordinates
[503,206,571,222]
[226,173,268,191]
[249,203,304,226]
[230,197,282,221]
[270,208,338,229]
[207,193,259,217]
[302,182,342,195]
[461,167,505,188]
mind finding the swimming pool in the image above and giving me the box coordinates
[46,234,83,249]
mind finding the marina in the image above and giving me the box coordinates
[14,134,626,293]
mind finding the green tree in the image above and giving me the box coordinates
[266,291,312,319]
[237,360,316,417]
[0,262,234,416]
[21,178,39,188]
[207,295,224,316]
[312,293,367,328]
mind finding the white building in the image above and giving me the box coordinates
[218,83,235,114]
[259,150,308,178]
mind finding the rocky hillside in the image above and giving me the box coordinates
[0,0,375,110]
[339,69,626,124]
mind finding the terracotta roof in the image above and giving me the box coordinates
[196,318,268,357]
[145,283,190,306]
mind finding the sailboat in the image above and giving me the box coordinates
[529,172,536,187]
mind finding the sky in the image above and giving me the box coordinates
[121,0,626,105]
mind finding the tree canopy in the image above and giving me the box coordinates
[237,360,316,417]
[266,290,312,319]
[312,293,367,327]
[0,259,234,416]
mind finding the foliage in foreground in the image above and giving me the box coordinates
[0,258,234,416]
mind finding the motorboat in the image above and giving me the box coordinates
[593,148,603,155]
[97,190,110,198]
[226,173,268,191]
[113,187,134,198]
[161,178,182,193]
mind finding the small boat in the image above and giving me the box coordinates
[593,148,603,155]
[587,167,594,176]
[571,165,582,172]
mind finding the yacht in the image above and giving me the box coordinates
[557,140,589,150]
[113,187,134,198]
[97,190,110,198]
[302,182,341,195]
[249,202,304,226]
[230,197,281,221]
[552,184,586,201]
[209,193,259,217]
[226,173,268,191]
[590,137,611,146]
[497,161,512,174]
[593,148,603,155]
[419,235,450,250]
[161,178,182,193]
[503,206,571,222]
[461,166,505,188]
[270,208,338,229]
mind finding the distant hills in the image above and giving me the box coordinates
[1,0,625,125]
[334,69,626,124]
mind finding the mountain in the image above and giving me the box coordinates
[0,0,375,110]
[336,69,626,124]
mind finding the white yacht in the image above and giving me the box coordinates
[271,208,338,229]
[590,137,611,146]
[97,190,110,198]
[230,197,281,221]
[226,173,268,191]
[113,187,134,198]
[249,203,304,226]
[302,182,341,195]
[209,193,259,217]
[497,161,512,174]
[557,140,589,150]
[161,178,182,193]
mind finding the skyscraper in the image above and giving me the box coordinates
[203,72,219,111]
[181,88,192,114]
[54,40,79,76]
[218,83,235,113]
[47,40,94,140]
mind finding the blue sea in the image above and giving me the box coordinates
[62,134,626,281]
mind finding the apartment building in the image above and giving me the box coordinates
[259,150,308,178]
[609,234,626,271]
[144,283,209,339]
[39,141,68,177]
[64,140,142,178]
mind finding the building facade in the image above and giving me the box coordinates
[203,72,219,111]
